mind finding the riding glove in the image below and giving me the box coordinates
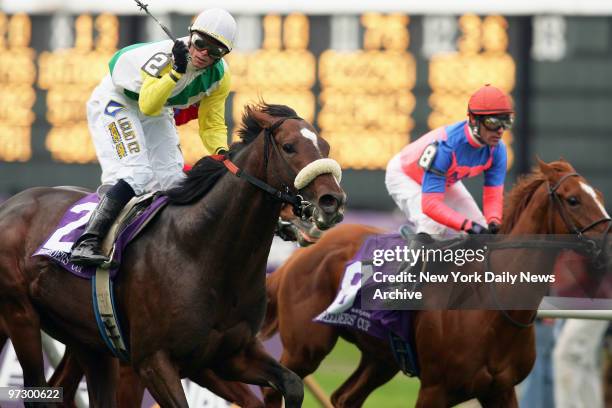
[172,40,189,74]
[466,222,489,235]
[488,222,501,234]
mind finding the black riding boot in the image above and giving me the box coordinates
[70,180,135,266]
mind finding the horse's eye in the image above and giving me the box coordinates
[566,196,580,206]
[282,143,295,154]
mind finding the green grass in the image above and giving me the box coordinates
[302,338,421,407]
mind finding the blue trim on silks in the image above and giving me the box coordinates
[389,331,420,377]
[108,278,130,361]
[92,274,120,359]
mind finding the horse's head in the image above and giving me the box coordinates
[246,104,346,230]
[538,158,612,267]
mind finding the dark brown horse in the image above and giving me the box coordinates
[261,159,611,407]
[0,330,264,407]
[0,102,345,407]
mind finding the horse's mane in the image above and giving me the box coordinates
[501,160,574,233]
[165,102,298,205]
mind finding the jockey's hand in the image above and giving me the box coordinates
[466,222,489,235]
[488,222,501,234]
[172,41,189,74]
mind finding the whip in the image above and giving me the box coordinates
[133,0,176,41]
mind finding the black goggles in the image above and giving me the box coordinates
[190,32,229,59]
[480,115,514,131]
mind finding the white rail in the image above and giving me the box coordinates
[537,309,612,320]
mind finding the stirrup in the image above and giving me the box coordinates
[70,238,111,267]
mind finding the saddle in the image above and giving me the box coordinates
[392,226,472,307]
[99,191,159,263]
[397,226,466,275]
[34,191,169,280]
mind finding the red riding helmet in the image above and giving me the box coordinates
[467,84,514,116]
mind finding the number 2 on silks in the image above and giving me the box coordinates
[142,52,171,77]
[44,202,97,253]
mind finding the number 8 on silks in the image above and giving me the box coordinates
[418,141,444,176]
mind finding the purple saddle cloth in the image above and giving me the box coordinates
[314,233,419,375]
[33,193,168,280]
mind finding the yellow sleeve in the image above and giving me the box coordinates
[138,65,183,116]
[198,70,231,154]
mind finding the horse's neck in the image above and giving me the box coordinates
[181,146,281,266]
[509,188,553,235]
[497,189,557,325]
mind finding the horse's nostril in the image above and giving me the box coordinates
[318,194,339,213]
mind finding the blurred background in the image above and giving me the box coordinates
[1,0,611,210]
[1,0,612,406]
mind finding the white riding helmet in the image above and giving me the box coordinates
[190,8,237,52]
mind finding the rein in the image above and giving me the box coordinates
[486,172,611,329]
[213,116,310,216]
[484,239,593,329]
[220,157,303,210]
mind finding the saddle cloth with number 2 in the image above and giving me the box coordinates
[33,192,168,280]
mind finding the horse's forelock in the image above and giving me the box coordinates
[548,160,576,174]
[236,102,299,146]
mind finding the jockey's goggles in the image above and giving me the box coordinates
[481,115,514,131]
[190,31,229,59]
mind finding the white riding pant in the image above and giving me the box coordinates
[553,318,607,408]
[87,75,186,195]
[385,153,486,236]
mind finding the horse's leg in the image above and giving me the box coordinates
[478,389,519,408]
[134,350,189,408]
[117,363,146,408]
[2,299,47,389]
[48,348,82,408]
[330,352,398,408]
[220,339,303,408]
[190,368,264,408]
[415,385,449,408]
[72,346,119,408]
[263,325,339,408]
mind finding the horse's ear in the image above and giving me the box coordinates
[250,109,275,129]
[537,157,550,173]
[537,157,556,179]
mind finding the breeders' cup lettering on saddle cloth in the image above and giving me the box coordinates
[315,234,413,339]
[33,193,168,279]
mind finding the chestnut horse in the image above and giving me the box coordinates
[261,159,611,407]
[0,103,345,407]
